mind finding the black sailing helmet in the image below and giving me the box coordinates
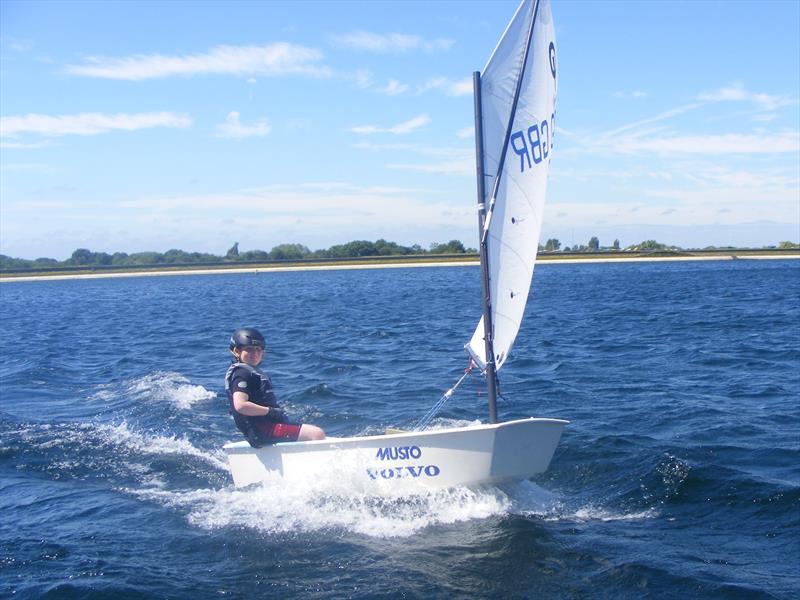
[229,327,266,351]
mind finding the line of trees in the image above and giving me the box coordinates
[2,238,798,272]
[544,237,661,252]
[542,238,800,253]
[0,239,475,270]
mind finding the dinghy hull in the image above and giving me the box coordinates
[223,417,567,491]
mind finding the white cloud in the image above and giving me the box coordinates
[418,76,472,97]
[456,126,474,139]
[0,162,57,173]
[215,111,270,138]
[353,140,464,154]
[604,132,799,155]
[286,118,311,130]
[5,38,33,52]
[697,166,796,189]
[330,31,453,53]
[1,180,479,258]
[0,140,55,149]
[0,111,191,137]
[602,103,705,138]
[752,113,780,124]
[378,80,409,96]
[354,69,373,89]
[134,182,443,215]
[350,114,430,135]
[353,139,473,174]
[387,159,473,176]
[613,90,647,99]
[564,86,800,157]
[65,43,331,80]
[97,183,474,241]
[698,83,794,112]
[546,194,797,229]
[351,70,408,95]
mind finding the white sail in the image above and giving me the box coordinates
[467,0,557,371]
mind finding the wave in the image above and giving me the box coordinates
[1,419,228,485]
[90,371,216,411]
[505,480,659,523]
[124,464,657,540]
[126,476,514,539]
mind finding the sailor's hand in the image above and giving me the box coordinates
[266,407,285,422]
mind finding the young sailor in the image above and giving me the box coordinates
[225,327,325,447]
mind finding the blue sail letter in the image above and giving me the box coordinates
[510,131,531,172]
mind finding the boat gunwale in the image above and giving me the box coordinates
[222,416,569,454]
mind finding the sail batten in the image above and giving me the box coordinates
[467,0,557,374]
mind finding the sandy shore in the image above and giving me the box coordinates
[2,253,798,283]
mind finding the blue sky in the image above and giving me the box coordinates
[1,0,798,260]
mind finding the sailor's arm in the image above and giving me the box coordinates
[232,391,282,418]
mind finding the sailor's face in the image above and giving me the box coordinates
[239,345,264,366]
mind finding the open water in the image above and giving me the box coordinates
[1,259,798,599]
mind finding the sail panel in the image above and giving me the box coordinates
[467,0,557,370]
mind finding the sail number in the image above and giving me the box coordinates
[509,113,555,173]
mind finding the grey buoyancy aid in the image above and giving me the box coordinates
[224,362,279,445]
[225,362,278,408]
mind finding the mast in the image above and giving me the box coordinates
[473,70,499,424]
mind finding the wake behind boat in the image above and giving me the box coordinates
[224,0,567,492]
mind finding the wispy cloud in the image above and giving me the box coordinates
[613,90,647,99]
[605,132,799,155]
[350,114,430,135]
[602,103,705,138]
[330,31,453,53]
[352,70,409,95]
[545,195,797,230]
[377,79,409,96]
[354,141,474,175]
[0,140,55,149]
[65,43,331,80]
[0,162,57,174]
[418,76,472,97]
[698,83,794,112]
[354,140,471,157]
[456,126,474,139]
[0,112,191,138]
[4,37,33,53]
[109,182,473,237]
[215,111,270,138]
[0,180,474,259]
[387,159,473,176]
[565,84,799,157]
[664,164,798,190]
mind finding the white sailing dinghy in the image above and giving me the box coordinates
[224,0,567,491]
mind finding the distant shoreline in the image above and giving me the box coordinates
[2,251,799,283]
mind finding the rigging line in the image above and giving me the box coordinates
[481,0,541,245]
[413,362,475,432]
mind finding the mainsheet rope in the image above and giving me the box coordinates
[413,361,476,432]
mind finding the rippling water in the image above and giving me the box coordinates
[1,260,798,599]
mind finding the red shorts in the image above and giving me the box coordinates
[253,420,302,442]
